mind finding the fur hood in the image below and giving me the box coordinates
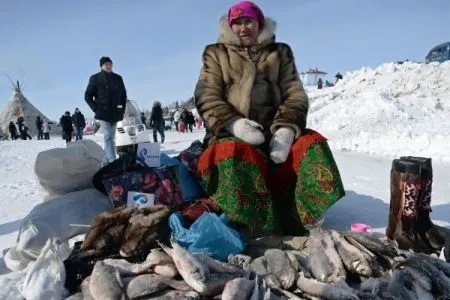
[217,15,277,47]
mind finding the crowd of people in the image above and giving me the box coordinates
[173,108,204,133]
[317,72,343,89]
[8,116,48,140]
[6,108,86,142]
[59,108,86,143]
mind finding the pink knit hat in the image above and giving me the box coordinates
[228,1,265,29]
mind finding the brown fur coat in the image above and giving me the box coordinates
[194,16,309,144]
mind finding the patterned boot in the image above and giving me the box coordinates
[400,156,445,251]
[386,159,423,250]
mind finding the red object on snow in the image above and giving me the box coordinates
[179,198,223,224]
[83,124,97,135]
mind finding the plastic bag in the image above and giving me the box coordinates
[161,153,204,202]
[34,140,106,200]
[0,266,29,300]
[22,239,66,300]
[4,189,113,271]
[169,212,247,261]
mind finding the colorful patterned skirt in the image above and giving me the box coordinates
[198,129,345,235]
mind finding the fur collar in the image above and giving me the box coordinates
[217,15,277,47]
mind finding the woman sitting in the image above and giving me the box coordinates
[194,1,345,236]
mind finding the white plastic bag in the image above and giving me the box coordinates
[34,139,105,200]
[0,266,29,300]
[21,239,66,300]
[4,189,113,271]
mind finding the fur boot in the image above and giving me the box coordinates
[400,156,445,250]
[386,159,423,251]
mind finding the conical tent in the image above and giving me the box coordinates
[0,82,58,137]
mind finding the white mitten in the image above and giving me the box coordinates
[270,127,295,164]
[225,118,265,145]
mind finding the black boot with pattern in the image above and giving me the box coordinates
[386,159,422,250]
[400,156,445,251]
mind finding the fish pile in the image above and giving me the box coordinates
[232,229,450,299]
[65,229,450,300]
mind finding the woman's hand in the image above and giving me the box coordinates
[270,127,295,164]
[225,118,265,145]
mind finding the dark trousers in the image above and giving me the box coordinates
[65,131,73,143]
[153,123,165,143]
[75,127,83,140]
[44,133,50,140]
[37,129,44,140]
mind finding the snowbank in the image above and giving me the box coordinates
[307,61,450,162]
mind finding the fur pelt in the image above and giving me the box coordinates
[80,205,171,256]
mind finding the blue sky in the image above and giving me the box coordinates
[1,0,449,120]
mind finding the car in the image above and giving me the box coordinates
[425,42,450,63]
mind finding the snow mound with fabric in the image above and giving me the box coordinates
[307,61,450,163]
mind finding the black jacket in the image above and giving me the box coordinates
[187,112,195,125]
[9,122,17,134]
[150,106,164,126]
[180,111,188,124]
[85,70,127,123]
[36,117,43,130]
[72,112,86,128]
[61,115,73,132]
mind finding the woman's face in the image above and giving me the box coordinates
[231,17,259,47]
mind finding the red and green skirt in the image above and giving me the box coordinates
[198,129,345,235]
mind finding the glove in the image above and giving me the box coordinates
[270,127,295,164]
[225,118,265,145]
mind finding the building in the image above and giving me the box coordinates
[299,68,328,86]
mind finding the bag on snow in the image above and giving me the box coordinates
[0,265,29,300]
[34,139,106,200]
[4,189,113,271]
[160,153,205,202]
[21,239,66,300]
[169,212,247,261]
[102,164,183,207]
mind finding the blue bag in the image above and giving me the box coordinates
[160,154,204,202]
[169,212,247,261]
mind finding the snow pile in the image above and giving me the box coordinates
[307,61,450,162]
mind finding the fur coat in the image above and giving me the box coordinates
[194,16,309,145]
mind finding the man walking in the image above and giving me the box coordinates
[72,108,86,140]
[173,109,180,132]
[150,101,165,143]
[85,56,127,162]
[35,116,43,140]
[61,111,73,143]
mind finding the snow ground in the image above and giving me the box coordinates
[1,128,449,274]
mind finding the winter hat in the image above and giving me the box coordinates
[99,56,113,67]
[228,1,265,30]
